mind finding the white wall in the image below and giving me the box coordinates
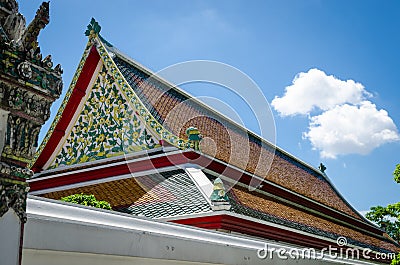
[22,196,379,265]
[0,209,21,265]
[23,250,216,265]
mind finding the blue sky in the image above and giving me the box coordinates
[20,0,400,212]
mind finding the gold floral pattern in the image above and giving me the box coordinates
[29,40,93,168]
[50,64,160,168]
[31,34,190,170]
[95,38,191,150]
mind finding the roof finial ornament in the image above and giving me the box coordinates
[186,126,202,151]
[210,178,231,211]
[319,163,327,173]
[85,17,101,40]
[20,1,50,51]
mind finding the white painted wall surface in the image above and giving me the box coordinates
[0,209,21,265]
[22,196,381,265]
[23,250,217,265]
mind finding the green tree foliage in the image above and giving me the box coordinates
[366,164,400,265]
[394,164,400,183]
[61,193,112,210]
[366,203,400,242]
[393,254,400,265]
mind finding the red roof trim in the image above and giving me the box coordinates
[188,154,383,236]
[30,149,382,236]
[29,152,199,191]
[172,214,330,247]
[31,46,101,172]
[171,214,391,263]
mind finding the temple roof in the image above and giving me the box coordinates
[39,166,399,255]
[43,169,212,219]
[118,170,212,218]
[107,38,362,220]
[28,18,399,260]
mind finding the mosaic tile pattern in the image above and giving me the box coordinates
[50,64,160,168]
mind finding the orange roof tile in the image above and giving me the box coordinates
[230,186,399,253]
[115,56,361,219]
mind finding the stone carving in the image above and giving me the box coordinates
[20,1,49,51]
[0,163,33,179]
[54,63,63,75]
[0,82,52,123]
[0,109,8,154]
[3,115,41,162]
[0,5,60,257]
[210,178,231,211]
[17,61,32,79]
[42,54,52,69]
[0,0,19,13]
[3,12,25,42]
[0,178,29,223]
[0,83,5,102]
[0,1,62,98]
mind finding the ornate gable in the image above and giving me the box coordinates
[31,18,195,171]
[50,64,160,168]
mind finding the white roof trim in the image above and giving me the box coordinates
[29,164,192,195]
[24,196,384,265]
[184,167,213,204]
[30,149,187,182]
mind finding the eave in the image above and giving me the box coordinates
[25,196,386,265]
[29,149,385,240]
[30,44,101,172]
[168,211,392,263]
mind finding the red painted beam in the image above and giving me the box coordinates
[29,152,193,191]
[184,154,383,236]
[31,46,101,172]
[171,214,391,263]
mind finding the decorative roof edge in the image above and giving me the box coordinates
[101,36,331,183]
[201,162,379,234]
[162,210,394,251]
[94,34,192,150]
[102,38,367,222]
[30,19,366,225]
[29,40,94,168]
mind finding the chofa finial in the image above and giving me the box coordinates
[319,163,327,173]
[85,17,101,39]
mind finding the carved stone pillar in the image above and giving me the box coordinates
[0,1,62,264]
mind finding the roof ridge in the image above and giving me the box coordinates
[96,34,367,221]
[104,40,331,182]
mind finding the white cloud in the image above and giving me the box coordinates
[303,101,400,158]
[272,68,399,158]
[271,68,371,116]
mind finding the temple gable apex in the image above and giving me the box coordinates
[49,62,161,168]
